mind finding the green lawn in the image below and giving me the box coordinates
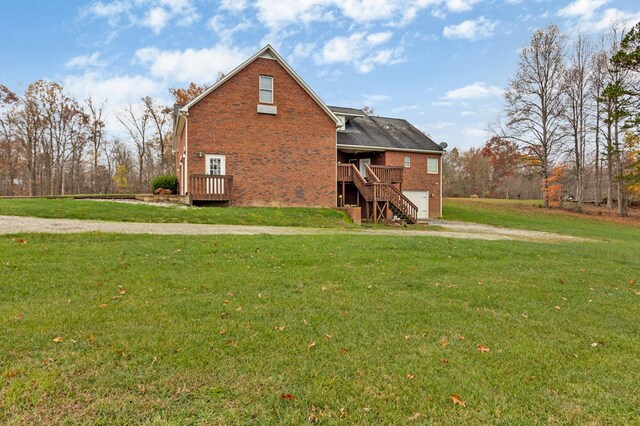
[1,200,639,423]
[0,198,354,228]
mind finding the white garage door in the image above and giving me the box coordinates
[402,190,429,220]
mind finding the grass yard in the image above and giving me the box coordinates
[0,198,354,229]
[1,200,639,423]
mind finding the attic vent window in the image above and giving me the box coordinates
[259,75,273,104]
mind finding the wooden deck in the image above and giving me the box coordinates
[189,174,233,203]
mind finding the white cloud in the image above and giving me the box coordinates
[134,45,250,83]
[444,82,503,100]
[460,110,477,117]
[64,72,161,106]
[317,32,403,73]
[445,0,481,13]
[443,16,498,40]
[557,0,610,19]
[208,14,251,42]
[65,52,106,69]
[142,7,169,33]
[87,0,199,33]
[220,0,248,12]
[463,128,490,138]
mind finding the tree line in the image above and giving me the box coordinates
[446,21,640,217]
[0,81,177,196]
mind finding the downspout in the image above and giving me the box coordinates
[184,112,189,194]
[439,155,443,218]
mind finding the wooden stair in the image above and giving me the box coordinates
[338,163,418,224]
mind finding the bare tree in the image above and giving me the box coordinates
[86,96,106,193]
[118,103,151,192]
[563,35,593,209]
[143,96,173,173]
[503,25,567,207]
[590,47,609,206]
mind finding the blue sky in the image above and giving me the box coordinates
[2,0,639,150]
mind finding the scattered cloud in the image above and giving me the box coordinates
[444,82,503,100]
[443,16,498,40]
[86,0,199,34]
[463,128,490,138]
[317,32,403,73]
[65,52,106,69]
[134,45,250,83]
[557,0,611,19]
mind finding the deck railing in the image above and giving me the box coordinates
[189,174,233,201]
[369,165,403,183]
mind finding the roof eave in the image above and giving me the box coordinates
[337,143,444,155]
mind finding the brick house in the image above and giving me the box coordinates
[173,45,445,222]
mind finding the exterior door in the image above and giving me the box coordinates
[205,154,226,175]
[359,158,371,177]
[204,154,226,195]
[403,190,429,220]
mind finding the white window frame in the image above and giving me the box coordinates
[427,157,439,174]
[205,154,226,176]
[404,156,411,168]
[259,75,273,104]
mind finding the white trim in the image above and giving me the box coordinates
[179,45,339,125]
[439,156,443,218]
[185,118,189,194]
[337,144,444,155]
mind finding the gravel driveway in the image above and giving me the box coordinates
[0,215,588,242]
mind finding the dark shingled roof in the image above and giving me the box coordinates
[327,105,366,116]
[329,106,443,153]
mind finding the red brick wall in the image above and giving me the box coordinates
[184,57,337,207]
[383,151,442,218]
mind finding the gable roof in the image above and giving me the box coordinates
[179,45,339,125]
[329,106,444,154]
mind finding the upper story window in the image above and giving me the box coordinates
[427,157,439,174]
[404,156,411,168]
[259,75,273,104]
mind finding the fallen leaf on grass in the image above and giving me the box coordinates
[554,306,562,310]
[4,370,22,379]
[441,338,449,348]
[591,342,599,347]
[458,335,465,340]
[274,325,285,331]
[406,373,415,380]
[15,313,24,321]
[223,299,231,305]
[279,393,296,400]
[409,412,421,421]
[558,278,565,284]
[14,238,27,244]
[307,340,316,350]
[226,341,237,347]
[52,337,64,343]
[324,334,332,340]
[308,406,320,423]
[118,286,126,295]
[340,408,348,419]
[450,394,466,407]
[99,303,108,308]
[477,344,490,353]
[340,348,350,354]
[630,278,636,286]
[219,329,227,335]
[138,385,147,394]
[89,334,94,345]
[442,358,449,363]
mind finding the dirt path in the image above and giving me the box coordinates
[0,215,589,242]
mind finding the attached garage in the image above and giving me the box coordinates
[402,190,429,220]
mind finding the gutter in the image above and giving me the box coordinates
[337,144,444,155]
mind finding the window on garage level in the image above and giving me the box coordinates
[427,157,439,174]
